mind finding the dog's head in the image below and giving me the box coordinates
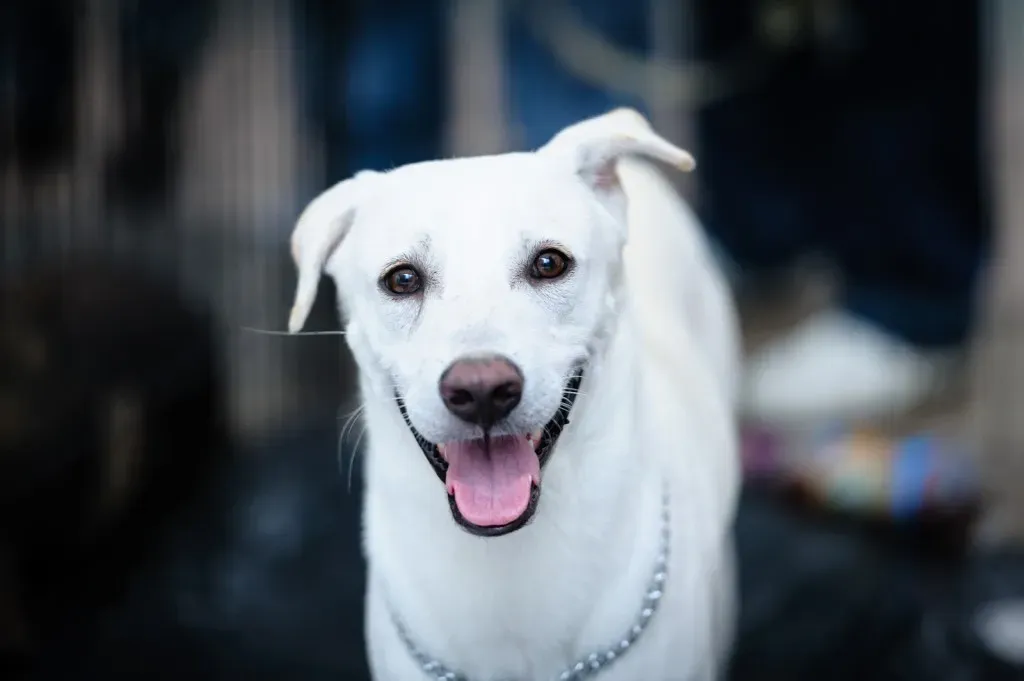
[288,109,694,537]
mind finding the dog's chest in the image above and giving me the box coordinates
[365,483,719,681]
[376,544,605,670]
[367,561,716,681]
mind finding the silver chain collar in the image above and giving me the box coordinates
[391,486,671,681]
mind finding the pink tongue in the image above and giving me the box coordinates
[443,435,539,527]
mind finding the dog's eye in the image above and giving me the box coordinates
[530,249,571,280]
[382,265,422,295]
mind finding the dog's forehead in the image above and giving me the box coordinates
[353,153,595,260]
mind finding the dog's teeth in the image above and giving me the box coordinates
[532,429,543,441]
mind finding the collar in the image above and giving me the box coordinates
[390,484,671,681]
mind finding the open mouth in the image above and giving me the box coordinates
[396,369,584,537]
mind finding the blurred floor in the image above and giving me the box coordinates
[24,421,1018,681]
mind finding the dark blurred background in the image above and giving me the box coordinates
[2,1,1024,679]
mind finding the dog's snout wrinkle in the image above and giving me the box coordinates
[439,354,523,430]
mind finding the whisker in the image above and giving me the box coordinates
[337,404,366,489]
[338,404,366,444]
[361,391,404,406]
[541,421,556,443]
[241,326,346,336]
[349,422,371,490]
[337,424,352,467]
[398,383,422,411]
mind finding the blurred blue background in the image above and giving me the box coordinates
[1,1,1022,679]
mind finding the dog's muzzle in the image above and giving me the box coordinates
[395,367,584,537]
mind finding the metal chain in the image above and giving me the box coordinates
[392,485,672,681]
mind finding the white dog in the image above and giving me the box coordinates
[288,109,740,681]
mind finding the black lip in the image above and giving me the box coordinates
[395,368,584,537]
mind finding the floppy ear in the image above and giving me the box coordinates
[538,108,695,217]
[288,171,377,333]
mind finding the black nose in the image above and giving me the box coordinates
[439,354,523,429]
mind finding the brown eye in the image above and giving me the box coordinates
[382,265,422,295]
[530,249,571,280]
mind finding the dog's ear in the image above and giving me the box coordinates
[288,171,378,333]
[538,107,694,209]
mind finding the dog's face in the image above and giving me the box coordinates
[288,110,694,536]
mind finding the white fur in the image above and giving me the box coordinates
[289,109,740,681]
